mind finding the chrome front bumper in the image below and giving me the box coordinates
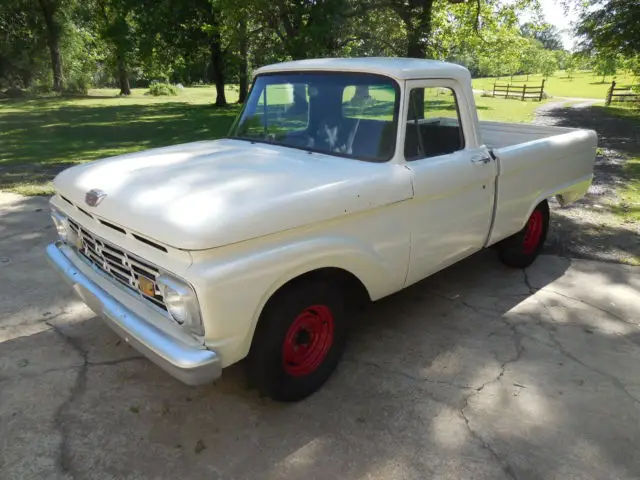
[46,242,221,386]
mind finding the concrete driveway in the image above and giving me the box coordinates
[2,192,640,480]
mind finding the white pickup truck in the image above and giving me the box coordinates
[47,58,596,401]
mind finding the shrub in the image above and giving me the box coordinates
[64,75,90,95]
[3,87,27,98]
[147,82,178,96]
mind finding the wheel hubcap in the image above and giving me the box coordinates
[523,210,543,254]
[282,305,334,376]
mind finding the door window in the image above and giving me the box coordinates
[404,87,464,160]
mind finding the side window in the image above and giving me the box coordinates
[404,87,464,161]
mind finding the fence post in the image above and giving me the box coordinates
[506,84,510,98]
[522,84,526,101]
[493,82,496,97]
[606,80,616,106]
[539,79,545,102]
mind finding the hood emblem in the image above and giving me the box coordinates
[85,189,107,207]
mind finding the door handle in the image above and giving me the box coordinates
[471,155,492,165]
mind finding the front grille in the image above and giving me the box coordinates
[67,218,168,312]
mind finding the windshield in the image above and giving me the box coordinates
[229,72,400,162]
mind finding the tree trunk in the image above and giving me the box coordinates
[116,50,130,95]
[210,34,227,106]
[400,1,434,117]
[407,38,426,59]
[238,19,248,104]
[38,0,63,92]
[289,84,308,113]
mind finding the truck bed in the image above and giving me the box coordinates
[479,121,598,246]
[479,121,577,150]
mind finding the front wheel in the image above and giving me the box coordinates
[497,201,549,269]
[246,281,347,402]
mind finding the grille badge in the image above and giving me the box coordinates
[85,189,107,207]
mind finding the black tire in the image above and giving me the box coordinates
[497,200,549,269]
[246,280,347,402]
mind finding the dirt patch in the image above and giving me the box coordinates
[534,101,640,265]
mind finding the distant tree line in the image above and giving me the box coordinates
[1,0,638,104]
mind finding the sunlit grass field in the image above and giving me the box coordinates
[472,70,639,99]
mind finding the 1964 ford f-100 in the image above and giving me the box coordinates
[47,58,597,401]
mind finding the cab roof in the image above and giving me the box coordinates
[254,57,472,83]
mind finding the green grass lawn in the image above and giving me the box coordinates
[2,86,543,195]
[616,156,640,223]
[472,70,639,100]
[0,86,241,195]
[598,106,640,224]
[474,95,545,123]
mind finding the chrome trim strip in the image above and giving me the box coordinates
[46,242,221,386]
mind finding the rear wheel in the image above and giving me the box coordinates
[497,201,549,269]
[246,280,347,402]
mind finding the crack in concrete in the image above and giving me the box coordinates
[0,365,84,385]
[457,306,525,480]
[45,320,88,476]
[0,356,143,386]
[527,298,640,408]
[87,356,145,367]
[544,289,637,327]
[459,396,519,480]
[520,269,640,406]
[523,269,637,328]
[344,357,475,391]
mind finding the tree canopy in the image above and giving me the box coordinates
[2,0,623,103]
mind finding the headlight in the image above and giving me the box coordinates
[157,275,204,336]
[51,209,69,242]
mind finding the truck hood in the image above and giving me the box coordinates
[54,139,412,250]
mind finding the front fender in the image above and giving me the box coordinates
[186,234,407,366]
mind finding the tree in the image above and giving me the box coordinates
[255,0,359,60]
[540,50,558,78]
[576,0,640,58]
[37,0,64,91]
[96,0,136,95]
[521,22,563,51]
[592,50,618,83]
[135,0,229,105]
[519,39,543,80]
[623,55,640,78]
[564,54,577,79]
[0,0,50,88]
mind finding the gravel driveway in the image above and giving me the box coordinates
[534,100,640,264]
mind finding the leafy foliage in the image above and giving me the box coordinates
[146,82,178,96]
[4,0,636,103]
[576,0,640,57]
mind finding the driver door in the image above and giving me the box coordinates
[403,80,497,285]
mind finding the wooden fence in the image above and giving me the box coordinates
[606,81,640,106]
[492,80,546,101]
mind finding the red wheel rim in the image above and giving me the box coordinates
[523,210,543,254]
[282,305,334,376]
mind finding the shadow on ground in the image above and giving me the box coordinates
[535,104,640,264]
[2,194,640,479]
